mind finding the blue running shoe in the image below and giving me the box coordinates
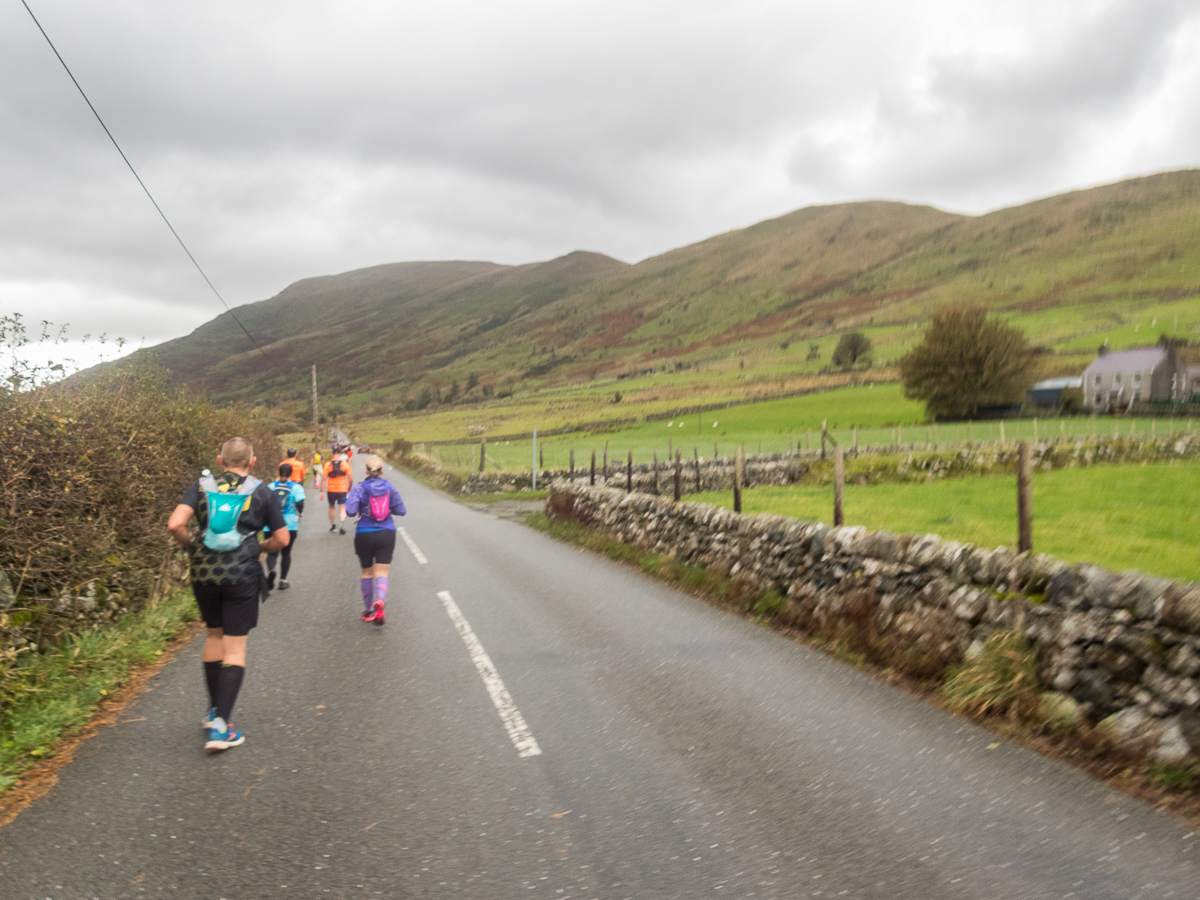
[205,724,245,752]
[201,707,217,728]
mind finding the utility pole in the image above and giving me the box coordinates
[311,365,320,450]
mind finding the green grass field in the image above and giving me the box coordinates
[379,377,1197,475]
[688,460,1200,583]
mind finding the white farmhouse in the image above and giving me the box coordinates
[1082,345,1181,412]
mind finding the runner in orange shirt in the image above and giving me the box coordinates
[321,451,354,534]
[284,448,307,486]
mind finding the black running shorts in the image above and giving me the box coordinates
[327,491,348,506]
[192,574,261,636]
[354,529,396,568]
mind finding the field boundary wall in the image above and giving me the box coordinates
[548,482,1200,765]
[464,434,1200,493]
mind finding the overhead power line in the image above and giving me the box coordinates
[20,0,280,372]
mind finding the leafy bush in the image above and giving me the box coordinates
[831,332,871,367]
[0,345,280,667]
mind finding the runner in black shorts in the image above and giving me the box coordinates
[344,455,406,625]
[168,437,288,752]
[322,451,353,534]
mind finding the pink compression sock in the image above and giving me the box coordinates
[361,577,375,611]
[375,576,389,604]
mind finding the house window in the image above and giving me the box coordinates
[1094,375,1101,385]
[1134,372,1141,383]
[1095,393,1102,404]
[1114,373,1122,383]
[1133,391,1141,400]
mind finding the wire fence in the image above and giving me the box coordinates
[418,414,1198,473]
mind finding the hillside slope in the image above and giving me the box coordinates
[143,170,1200,412]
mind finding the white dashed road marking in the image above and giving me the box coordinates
[436,590,543,758]
[397,527,427,564]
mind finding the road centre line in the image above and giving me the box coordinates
[436,590,543,758]
[397,527,427,564]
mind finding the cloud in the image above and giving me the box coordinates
[1,0,1198,354]
[787,0,1200,210]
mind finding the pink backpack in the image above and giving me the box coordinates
[367,492,391,522]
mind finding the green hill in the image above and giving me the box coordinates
[140,170,1200,424]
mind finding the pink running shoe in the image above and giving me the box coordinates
[372,600,385,626]
[360,608,376,623]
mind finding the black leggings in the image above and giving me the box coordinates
[267,530,299,579]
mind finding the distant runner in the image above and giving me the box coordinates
[322,450,353,534]
[284,448,307,486]
[265,462,306,591]
[344,455,406,625]
[167,437,288,752]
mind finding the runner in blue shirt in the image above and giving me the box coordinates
[265,462,307,592]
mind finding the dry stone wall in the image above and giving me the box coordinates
[550,484,1200,764]
[465,434,1200,494]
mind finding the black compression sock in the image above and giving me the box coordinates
[214,664,246,724]
[204,661,222,707]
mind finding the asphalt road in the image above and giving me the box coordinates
[1,453,1198,899]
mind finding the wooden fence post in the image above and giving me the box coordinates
[569,448,575,480]
[733,446,743,514]
[694,447,702,492]
[833,446,844,527]
[479,437,486,473]
[852,426,858,456]
[673,450,682,502]
[626,451,633,492]
[1018,439,1032,553]
[603,441,608,479]
[590,449,596,486]
[653,450,660,495]
[820,419,827,461]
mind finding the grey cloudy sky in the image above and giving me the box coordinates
[2,0,1198,367]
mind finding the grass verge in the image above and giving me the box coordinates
[1,588,200,798]
[526,507,1200,825]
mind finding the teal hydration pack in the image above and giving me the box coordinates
[199,470,262,552]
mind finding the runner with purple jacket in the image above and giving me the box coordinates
[344,455,406,625]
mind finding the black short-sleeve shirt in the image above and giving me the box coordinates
[181,471,286,585]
